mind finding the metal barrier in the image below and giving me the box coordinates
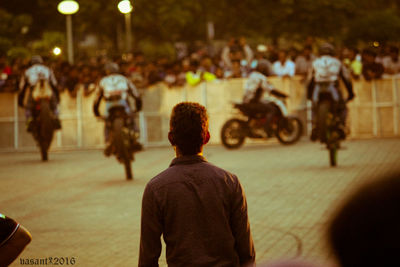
[0,76,399,151]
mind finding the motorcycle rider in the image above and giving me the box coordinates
[243,61,288,136]
[307,43,355,141]
[18,55,61,132]
[93,62,143,156]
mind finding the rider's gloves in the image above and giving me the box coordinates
[18,97,24,108]
[270,89,288,98]
[347,92,355,102]
[93,105,100,117]
[135,98,143,112]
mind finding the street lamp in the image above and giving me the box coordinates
[57,0,79,64]
[53,47,62,56]
[118,0,133,52]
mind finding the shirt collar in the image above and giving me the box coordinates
[169,154,207,167]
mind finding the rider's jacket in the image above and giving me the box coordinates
[312,55,343,83]
[243,71,288,116]
[93,74,141,117]
[98,74,140,101]
[243,71,274,103]
[307,55,353,101]
[22,64,57,88]
[18,64,59,107]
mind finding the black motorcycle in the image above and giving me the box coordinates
[105,105,141,180]
[315,89,343,167]
[31,98,56,161]
[25,78,59,161]
[221,95,303,149]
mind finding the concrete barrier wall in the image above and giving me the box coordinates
[0,76,399,151]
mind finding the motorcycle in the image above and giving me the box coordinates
[103,105,141,180]
[30,79,58,161]
[221,93,303,149]
[315,88,343,167]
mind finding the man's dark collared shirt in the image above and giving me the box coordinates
[139,155,255,267]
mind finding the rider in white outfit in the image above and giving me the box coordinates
[243,62,288,136]
[93,62,143,155]
[307,43,354,141]
[18,55,61,131]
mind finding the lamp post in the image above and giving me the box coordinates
[118,0,133,52]
[57,0,79,64]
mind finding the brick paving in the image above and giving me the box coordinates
[1,138,400,266]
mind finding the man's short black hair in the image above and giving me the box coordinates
[170,102,209,155]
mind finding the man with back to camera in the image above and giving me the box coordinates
[139,102,255,267]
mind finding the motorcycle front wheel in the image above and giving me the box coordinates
[37,100,54,161]
[329,143,338,167]
[220,119,247,149]
[112,117,133,180]
[275,116,303,145]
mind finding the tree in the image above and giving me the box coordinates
[0,8,32,55]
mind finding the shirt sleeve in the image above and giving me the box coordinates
[127,79,140,98]
[261,78,274,93]
[139,184,163,267]
[288,61,295,77]
[230,177,256,266]
[49,69,58,87]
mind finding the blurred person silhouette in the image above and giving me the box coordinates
[139,102,255,267]
[250,45,274,76]
[130,62,147,88]
[225,59,247,78]
[273,50,295,77]
[221,37,253,70]
[327,171,400,267]
[185,60,216,86]
[0,213,32,266]
[361,49,384,81]
[295,45,315,78]
[382,46,400,75]
[164,63,178,88]
[239,37,254,66]
[342,48,362,80]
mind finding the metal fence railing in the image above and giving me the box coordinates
[0,76,399,151]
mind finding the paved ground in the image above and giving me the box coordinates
[1,138,400,267]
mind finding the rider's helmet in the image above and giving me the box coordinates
[30,55,44,65]
[104,62,120,74]
[319,42,335,56]
[256,59,270,75]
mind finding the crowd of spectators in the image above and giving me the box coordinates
[1,37,400,95]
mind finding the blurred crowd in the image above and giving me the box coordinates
[1,37,400,95]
